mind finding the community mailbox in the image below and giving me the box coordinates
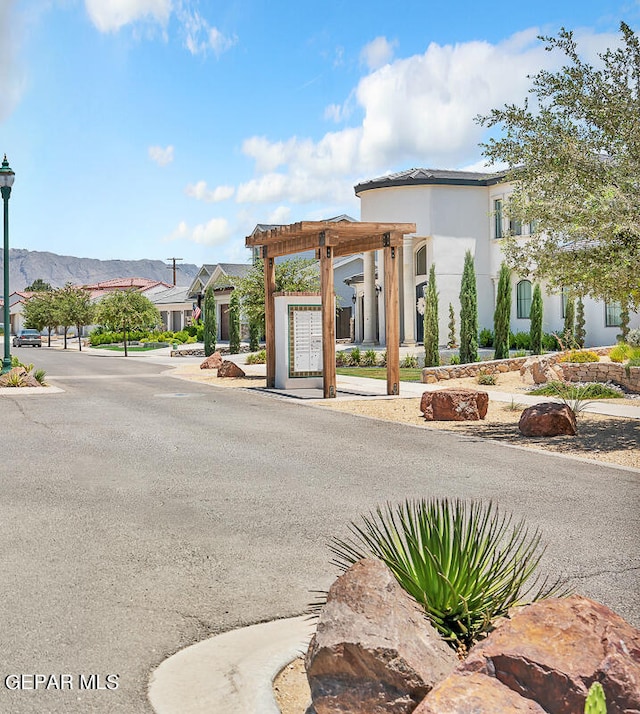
[274,293,323,390]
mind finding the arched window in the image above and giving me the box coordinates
[517,280,532,319]
[415,245,427,276]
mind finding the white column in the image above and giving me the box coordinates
[377,249,385,345]
[402,235,416,345]
[363,251,376,345]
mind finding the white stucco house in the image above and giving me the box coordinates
[351,168,639,348]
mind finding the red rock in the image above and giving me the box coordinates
[217,360,245,378]
[417,595,640,714]
[420,389,489,421]
[518,402,576,436]
[200,351,223,370]
[414,671,548,713]
[305,558,457,714]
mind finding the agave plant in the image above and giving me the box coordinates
[329,498,568,650]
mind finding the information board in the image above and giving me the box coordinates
[289,305,323,377]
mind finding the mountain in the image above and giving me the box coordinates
[1,249,200,292]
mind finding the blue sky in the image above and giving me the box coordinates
[1,0,636,268]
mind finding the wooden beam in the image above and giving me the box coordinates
[384,237,400,396]
[246,221,416,247]
[264,256,276,388]
[320,244,336,398]
[332,232,404,258]
[261,234,324,259]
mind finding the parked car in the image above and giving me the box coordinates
[12,329,42,347]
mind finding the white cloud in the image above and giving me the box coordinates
[165,217,232,246]
[177,5,237,57]
[267,206,291,224]
[236,172,356,205]
[148,144,174,166]
[360,36,396,71]
[84,0,171,32]
[185,181,234,202]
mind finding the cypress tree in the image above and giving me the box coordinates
[459,251,478,364]
[575,297,586,348]
[229,289,241,354]
[423,264,439,367]
[248,318,260,352]
[493,263,511,360]
[447,302,457,348]
[563,296,575,348]
[204,286,217,356]
[530,283,543,355]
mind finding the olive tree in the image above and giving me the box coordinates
[95,289,160,356]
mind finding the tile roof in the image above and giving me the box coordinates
[354,168,507,193]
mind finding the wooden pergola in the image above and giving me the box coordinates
[246,220,416,398]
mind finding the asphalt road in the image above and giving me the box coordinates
[1,346,639,713]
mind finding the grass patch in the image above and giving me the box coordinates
[528,381,624,399]
[93,344,165,352]
[336,367,423,381]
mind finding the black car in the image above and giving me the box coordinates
[12,329,42,347]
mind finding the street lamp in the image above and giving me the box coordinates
[1,154,15,374]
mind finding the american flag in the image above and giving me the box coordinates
[192,303,202,322]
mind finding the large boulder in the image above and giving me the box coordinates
[520,356,563,385]
[200,351,223,370]
[0,367,41,388]
[305,558,457,714]
[420,389,489,421]
[217,360,246,378]
[416,595,640,714]
[518,402,577,436]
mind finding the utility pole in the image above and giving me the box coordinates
[166,257,183,286]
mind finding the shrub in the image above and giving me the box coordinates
[449,354,461,365]
[609,343,630,363]
[511,331,531,351]
[401,354,418,368]
[574,297,586,348]
[559,350,599,363]
[512,350,528,358]
[335,351,350,367]
[378,351,387,367]
[328,499,566,651]
[529,381,624,399]
[185,325,198,337]
[245,349,266,364]
[349,347,361,366]
[362,349,378,367]
[627,328,640,347]
[477,372,497,385]
[478,328,494,348]
[447,303,457,348]
[33,369,47,385]
[542,332,561,351]
[626,357,640,373]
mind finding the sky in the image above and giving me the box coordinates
[0,0,637,269]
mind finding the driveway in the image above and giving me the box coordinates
[0,347,638,713]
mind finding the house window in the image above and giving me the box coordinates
[416,245,427,276]
[605,301,622,327]
[517,280,532,319]
[509,218,523,236]
[529,219,539,235]
[494,199,503,239]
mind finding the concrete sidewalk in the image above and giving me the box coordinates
[148,617,314,714]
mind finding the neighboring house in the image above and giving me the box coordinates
[187,263,252,341]
[150,286,194,332]
[352,168,639,348]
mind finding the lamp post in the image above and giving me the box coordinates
[1,155,15,374]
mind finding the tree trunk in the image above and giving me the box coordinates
[77,325,82,352]
[123,322,128,357]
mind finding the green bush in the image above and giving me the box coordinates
[449,354,461,365]
[335,351,350,367]
[186,325,198,337]
[559,350,599,363]
[246,349,266,364]
[529,381,623,399]
[478,328,494,348]
[542,333,561,351]
[362,349,378,367]
[349,347,361,366]
[328,499,567,651]
[511,331,531,351]
[477,372,497,385]
[609,343,630,363]
[626,357,640,371]
[401,354,418,368]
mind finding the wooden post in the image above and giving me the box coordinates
[320,241,336,398]
[384,236,400,395]
[264,253,276,388]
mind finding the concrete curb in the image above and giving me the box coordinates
[148,616,314,714]
[0,385,64,396]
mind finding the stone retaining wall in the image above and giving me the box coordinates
[421,356,529,384]
[561,362,640,394]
